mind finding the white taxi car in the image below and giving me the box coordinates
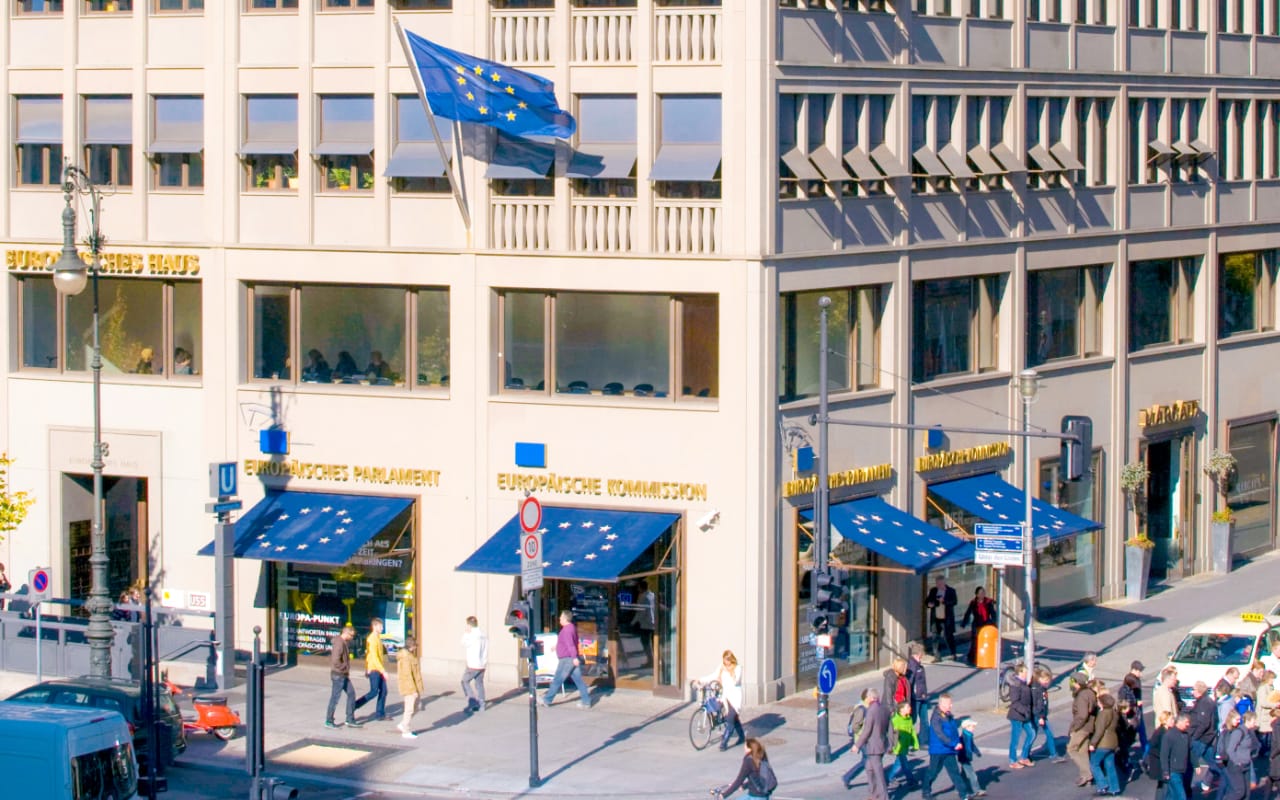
[1164,612,1280,704]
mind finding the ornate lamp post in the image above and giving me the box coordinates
[1016,369,1040,668]
[51,163,114,679]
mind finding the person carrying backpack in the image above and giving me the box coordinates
[712,738,777,800]
[842,689,870,790]
[1220,710,1259,800]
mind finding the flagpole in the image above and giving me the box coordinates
[393,16,471,231]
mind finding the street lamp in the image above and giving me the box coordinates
[51,163,114,679]
[1016,369,1040,670]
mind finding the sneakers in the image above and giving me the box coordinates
[401,731,418,739]
[1052,757,1068,763]
[324,720,339,729]
[345,718,363,728]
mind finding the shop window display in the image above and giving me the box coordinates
[796,516,873,689]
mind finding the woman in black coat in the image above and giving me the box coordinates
[1006,663,1035,768]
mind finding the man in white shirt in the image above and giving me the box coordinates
[461,615,489,713]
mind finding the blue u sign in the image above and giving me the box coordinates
[210,462,237,498]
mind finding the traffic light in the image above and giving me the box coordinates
[260,777,298,800]
[809,571,840,633]
[506,599,532,640]
[1061,415,1093,481]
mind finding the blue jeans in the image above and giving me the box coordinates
[355,670,387,718]
[1009,720,1035,763]
[1090,748,1119,794]
[1033,718,1060,758]
[841,752,867,786]
[886,753,913,784]
[542,657,591,706]
[325,674,355,723]
[1165,771,1189,800]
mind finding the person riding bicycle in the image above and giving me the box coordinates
[698,650,745,751]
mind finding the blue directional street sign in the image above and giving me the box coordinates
[818,658,838,694]
[974,522,1025,566]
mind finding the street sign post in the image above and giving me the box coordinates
[519,496,544,593]
[974,522,1025,567]
[29,567,50,681]
[208,461,240,691]
[818,658,838,694]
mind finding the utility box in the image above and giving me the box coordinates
[975,625,999,669]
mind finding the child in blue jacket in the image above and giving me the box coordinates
[959,718,988,797]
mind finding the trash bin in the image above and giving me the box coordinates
[975,625,999,669]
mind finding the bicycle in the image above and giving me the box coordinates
[998,657,1047,703]
[689,680,725,751]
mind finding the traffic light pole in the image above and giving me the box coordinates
[526,588,541,789]
[814,297,833,765]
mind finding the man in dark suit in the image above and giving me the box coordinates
[925,576,959,661]
[854,687,893,800]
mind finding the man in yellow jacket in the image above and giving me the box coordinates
[354,618,388,721]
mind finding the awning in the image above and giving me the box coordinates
[384,142,448,178]
[928,472,1102,542]
[485,135,555,179]
[456,506,680,582]
[147,140,203,155]
[197,491,414,565]
[800,496,971,574]
[649,143,721,181]
[313,141,374,157]
[238,141,297,156]
[566,143,637,179]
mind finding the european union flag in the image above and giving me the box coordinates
[402,29,576,140]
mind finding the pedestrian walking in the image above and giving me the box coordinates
[1007,663,1035,769]
[1117,698,1139,781]
[1089,692,1123,797]
[1032,666,1066,762]
[1146,710,1174,800]
[354,618,388,721]
[959,719,988,797]
[711,738,777,800]
[1153,668,1181,722]
[1188,681,1220,786]
[396,635,423,739]
[460,615,488,713]
[842,689,870,790]
[883,657,911,715]
[324,624,362,729]
[1161,714,1193,800]
[923,693,972,800]
[1257,674,1277,748]
[908,643,930,736]
[1238,662,1266,702]
[1069,672,1099,786]
[1268,709,1280,800]
[542,610,593,710]
[960,588,997,666]
[925,576,959,661]
[1078,653,1099,682]
[1220,710,1259,800]
[1120,661,1149,754]
[853,688,892,800]
[887,701,921,789]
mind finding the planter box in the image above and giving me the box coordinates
[1125,545,1153,601]
[1210,520,1234,574]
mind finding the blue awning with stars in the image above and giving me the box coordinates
[198,491,413,565]
[928,472,1102,542]
[800,496,971,574]
[457,506,680,582]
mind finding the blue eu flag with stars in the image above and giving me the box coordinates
[403,29,576,140]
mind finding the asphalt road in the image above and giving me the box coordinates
[163,764,432,800]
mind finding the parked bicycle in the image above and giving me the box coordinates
[689,679,725,751]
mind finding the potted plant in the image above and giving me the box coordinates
[1120,461,1153,600]
[1203,449,1237,574]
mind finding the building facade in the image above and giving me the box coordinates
[0,0,1277,702]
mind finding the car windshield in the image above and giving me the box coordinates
[8,687,54,703]
[1172,633,1255,665]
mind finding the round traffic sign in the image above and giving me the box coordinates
[31,570,49,594]
[523,533,541,561]
[818,658,838,694]
[519,496,542,533]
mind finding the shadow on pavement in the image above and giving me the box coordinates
[747,711,787,737]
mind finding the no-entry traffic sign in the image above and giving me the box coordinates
[519,496,542,533]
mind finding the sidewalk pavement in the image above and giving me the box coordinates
[2,550,1276,799]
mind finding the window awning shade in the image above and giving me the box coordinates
[968,146,1005,175]
[938,145,975,178]
[566,144,637,179]
[384,142,449,178]
[990,143,1027,173]
[314,142,374,157]
[1027,144,1064,172]
[197,491,414,566]
[1049,142,1085,171]
[808,147,848,181]
[147,140,203,155]
[781,147,822,180]
[456,506,680,582]
[649,143,721,181]
[870,145,909,177]
[912,146,949,177]
[16,98,62,144]
[1190,139,1214,158]
[799,496,971,574]
[843,148,883,182]
[239,141,298,156]
[928,472,1102,542]
[1147,140,1176,161]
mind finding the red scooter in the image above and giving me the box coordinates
[162,676,242,741]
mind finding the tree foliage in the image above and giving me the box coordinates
[0,453,35,541]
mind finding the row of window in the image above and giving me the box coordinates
[783,0,1280,35]
[14,254,1274,397]
[13,93,723,198]
[779,92,1280,197]
[778,251,1277,399]
[14,0,719,14]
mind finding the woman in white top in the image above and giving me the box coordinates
[699,649,746,751]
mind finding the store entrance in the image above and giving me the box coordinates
[62,474,149,610]
[1144,435,1195,581]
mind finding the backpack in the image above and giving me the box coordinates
[747,759,778,796]
[1215,728,1233,766]
[847,704,867,738]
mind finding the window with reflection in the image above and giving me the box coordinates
[84,96,132,188]
[317,95,374,193]
[796,525,873,689]
[84,0,132,11]
[1027,266,1105,367]
[1038,450,1103,614]
[242,95,298,192]
[151,95,203,189]
[389,95,451,194]
[154,0,203,11]
[912,275,1002,382]
[248,284,449,390]
[13,275,201,377]
[779,286,884,402]
[15,96,63,186]
[246,0,296,9]
[391,0,451,7]
[1129,257,1197,351]
[17,0,64,14]
[498,290,718,400]
[1219,251,1277,338]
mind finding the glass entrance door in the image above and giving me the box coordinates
[1145,435,1195,581]
[63,474,148,613]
